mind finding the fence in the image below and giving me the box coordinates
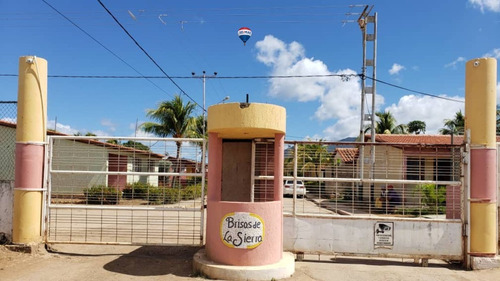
[0,101,17,181]
[282,140,463,219]
[46,136,206,245]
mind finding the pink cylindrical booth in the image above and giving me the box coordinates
[204,103,287,267]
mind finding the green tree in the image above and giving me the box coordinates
[74,132,97,136]
[122,140,151,151]
[439,110,464,135]
[285,141,332,177]
[407,120,426,134]
[142,94,196,160]
[188,115,206,140]
[365,111,407,135]
[496,108,500,135]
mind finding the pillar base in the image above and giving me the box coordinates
[471,255,500,270]
[193,249,295,281]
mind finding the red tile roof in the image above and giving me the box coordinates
[0,120,165,159]
[365,134,500,145]
[334,148,359,163]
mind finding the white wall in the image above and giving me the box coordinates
[284,215,463,259]
[0,181,13,242]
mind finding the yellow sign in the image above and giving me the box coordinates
[220,212,265,249]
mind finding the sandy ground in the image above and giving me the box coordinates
[2,244,500,281]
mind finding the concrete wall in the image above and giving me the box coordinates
[0,180,13,243]
[284,215,463,259]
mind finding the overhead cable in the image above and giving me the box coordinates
[1,72,465,103]
[41,0,173,99]
[97,0,203,111]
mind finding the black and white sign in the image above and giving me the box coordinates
[220,212,265,249]
[374,222,394,247]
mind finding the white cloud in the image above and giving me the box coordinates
[388,63,405,75]
[255,35,365,140]
[1,117,16,123]
[101,118,116,132]
[483,48,500,59]
[444,57,466,68]
[384,95,464,134]
[322,115,361,140]
[47,120,79,135]
[469,0,500,12]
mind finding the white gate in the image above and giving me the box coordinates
[280,140,465,261]
[44,136,206,246]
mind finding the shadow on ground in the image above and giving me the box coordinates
[300,256,463,270]
[101,246,202,277]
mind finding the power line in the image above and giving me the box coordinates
[41,0,174,99]
[97,0,203,111]
[362,75,464,103]
[0,72,465,103]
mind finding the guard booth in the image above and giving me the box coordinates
[195,102,294,280]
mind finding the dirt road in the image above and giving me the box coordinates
[2,244,500,281]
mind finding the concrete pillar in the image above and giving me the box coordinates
[12,56,47,244]
[465,57,497,256]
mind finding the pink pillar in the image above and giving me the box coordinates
[207,133,222,202]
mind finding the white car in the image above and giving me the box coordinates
[283,180,307,198]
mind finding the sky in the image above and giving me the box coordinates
[1,0,500,140]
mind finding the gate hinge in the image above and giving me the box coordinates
[462,223,468,237]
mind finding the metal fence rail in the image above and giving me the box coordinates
[282,140,463,219]
[46,136,206,245]
[0,101,17,181]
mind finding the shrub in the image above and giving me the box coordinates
[122,182,154,200]
[413,184,447,214]
[83,185,120,205]
[147,187,181,205]
[181,184,202,200]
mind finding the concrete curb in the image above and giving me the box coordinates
[193,249,295,280]
[471,256,500,270]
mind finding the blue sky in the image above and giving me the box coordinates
[1,0,499,140]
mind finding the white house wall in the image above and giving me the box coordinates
[50,139,108,195]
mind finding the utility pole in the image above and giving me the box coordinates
[357,5,378,204]
[345,5,377,203]
[191,71,217,138]
[191,70,216,244]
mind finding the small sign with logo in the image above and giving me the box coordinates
[220,212,265,249]
[374,222,394,247]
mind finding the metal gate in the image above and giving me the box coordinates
[279,139,466,261]
[44,136,206,245]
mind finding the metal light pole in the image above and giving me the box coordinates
[191,71,217,137]
[191,70,216,244]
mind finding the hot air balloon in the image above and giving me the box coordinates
[238,27,252,46]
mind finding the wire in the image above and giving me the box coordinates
[1,72,465,103]
[362,75,464,103]
[41,0,174,99]
[97,0,203,111]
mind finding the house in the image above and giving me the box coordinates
[326,148,359,198]
[324,134,469,207]
[0,120,199,195]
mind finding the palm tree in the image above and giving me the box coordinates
[188,115,206,140]
[407,120,426,134]
[365,111,407,135]
[142,95,196,160]
[439,110,464,135]
[496,108,500,135]
[285,141,332,177]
